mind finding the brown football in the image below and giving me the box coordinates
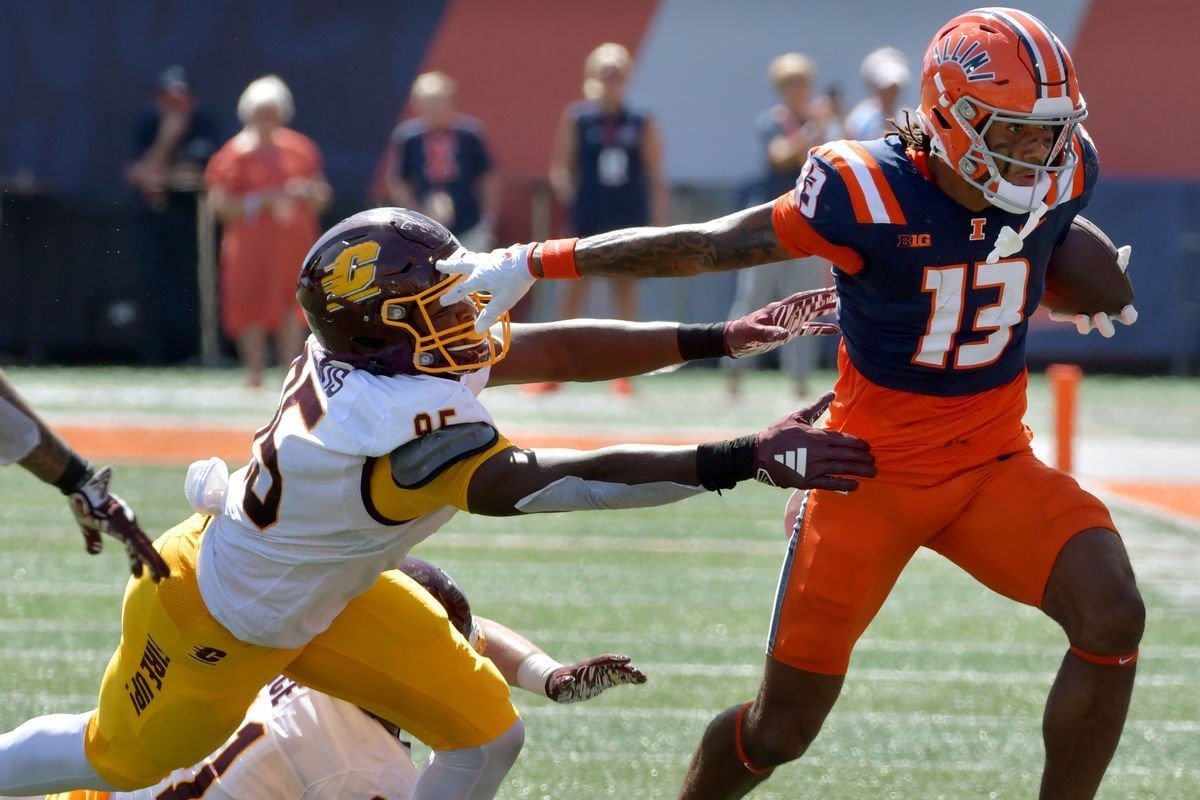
[1042,215,1134,315]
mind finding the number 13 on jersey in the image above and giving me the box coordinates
[913,258,1029,370]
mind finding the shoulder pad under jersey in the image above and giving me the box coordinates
[806,140,908,228]
[388,422,499,489]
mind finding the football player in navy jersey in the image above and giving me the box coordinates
[439,8,1142,799]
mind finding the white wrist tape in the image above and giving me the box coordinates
[0,396,40,466]
[516,652,562,698]
[514,476,707,513]
[184,457,229,515]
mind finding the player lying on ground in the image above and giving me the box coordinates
[437,8,1143,799]
[45,554,645,800]
[0,368,169,581]
[0,207,873,800]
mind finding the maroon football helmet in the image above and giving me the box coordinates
[296,207,509,376]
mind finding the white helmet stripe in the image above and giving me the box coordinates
[1009,8,1069,98]
[976,7,1055,98]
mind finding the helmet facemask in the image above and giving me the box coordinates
[938,92,1086,214]
[381,274,511,375]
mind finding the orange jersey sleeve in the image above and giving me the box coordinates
[771,190,864,274]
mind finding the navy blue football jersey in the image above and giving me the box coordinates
[773,131,1098,397]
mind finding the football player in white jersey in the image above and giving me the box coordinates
[0,207,875,799]
[45,556,646,800]
[0,369,169,582]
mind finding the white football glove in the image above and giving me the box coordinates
[436,243,537,334]
[1047,244,1138,338]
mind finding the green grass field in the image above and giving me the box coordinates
[2,368,1198,799]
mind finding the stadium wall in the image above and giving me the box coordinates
[0,0,1193,369]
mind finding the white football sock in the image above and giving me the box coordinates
[411,717,525,800]
[0,712,119,794]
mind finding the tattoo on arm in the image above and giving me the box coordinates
[575,202,789,278]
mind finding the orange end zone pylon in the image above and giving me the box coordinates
[1047,363,1083,473]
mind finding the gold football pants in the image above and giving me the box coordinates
[84,515,517,790]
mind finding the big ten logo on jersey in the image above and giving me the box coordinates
[414,408,456,436]
[898,233,932,248]
[125,634,170,717]
[322,241,382,312]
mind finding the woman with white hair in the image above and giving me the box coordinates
[843,47,911,140]
[205,75,332,388]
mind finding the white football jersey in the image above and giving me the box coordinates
[107,677,417,800]
[197,337,493,647]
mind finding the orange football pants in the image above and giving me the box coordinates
[768,450,1116,674]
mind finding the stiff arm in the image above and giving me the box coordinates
[555,202,788,278]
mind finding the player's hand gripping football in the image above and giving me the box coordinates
[437,244,536,334]
[725,288,839,358]
[1048,244,1138,338]
[753,392,876,492]
[545,653,647,704]
[69,466,171,582]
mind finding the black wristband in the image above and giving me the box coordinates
[695,435,756,491]
[53,454,92,495]
[677,323,728,361]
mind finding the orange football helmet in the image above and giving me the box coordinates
[918,7,1087,213]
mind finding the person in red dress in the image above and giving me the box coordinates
[206,75,332,387]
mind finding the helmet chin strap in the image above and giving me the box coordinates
[984,174,1053,264]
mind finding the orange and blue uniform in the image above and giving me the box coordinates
[766,132,1114,674]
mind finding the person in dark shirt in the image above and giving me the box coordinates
[535,43,669,397]
[388,72,500,252]
[725,53,838,398]
[125,66,220,365]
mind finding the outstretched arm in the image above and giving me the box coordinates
[464,392,874,517]
[0,369,170,581]
[477,617,647,703]
[550,201,787,279]
[487,288,837,386]
[439,201,795,333]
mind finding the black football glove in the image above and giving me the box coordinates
[753,392,876,492]
[69,466,171,582]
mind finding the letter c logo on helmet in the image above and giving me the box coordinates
[917,7,1087,214]
[296,208,510,377]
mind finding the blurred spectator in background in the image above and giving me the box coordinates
[540,42,669,396]
[843,46,911,140]
[125,66,219,365]
[205,75,331,388]
[724,53,836,399]
[388,71,499,252]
